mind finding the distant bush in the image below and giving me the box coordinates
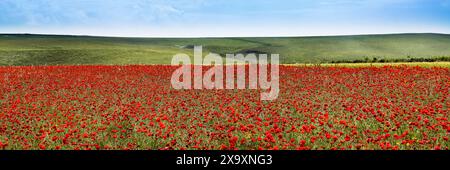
[330,56,450,64]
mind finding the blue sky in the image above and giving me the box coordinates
[1,0,450,37]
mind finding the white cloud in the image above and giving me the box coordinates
[0,0,208,27]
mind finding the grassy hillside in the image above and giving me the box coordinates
[1,33,450,65]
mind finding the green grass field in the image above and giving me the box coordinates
[286,62,450,68]
[1,33,450,65]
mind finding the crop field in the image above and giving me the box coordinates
[0,65,448,150]
[0,34,449,150]
[2,33,450,65]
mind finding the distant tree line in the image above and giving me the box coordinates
[330,56,450,64]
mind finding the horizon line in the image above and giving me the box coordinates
[1,32,450,39]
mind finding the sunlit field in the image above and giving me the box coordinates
[286,62,450,68]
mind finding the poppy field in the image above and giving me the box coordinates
[0,65,448,150]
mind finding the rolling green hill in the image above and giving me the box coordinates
[1,33,450,65]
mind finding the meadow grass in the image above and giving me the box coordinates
[1,33,450,65]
